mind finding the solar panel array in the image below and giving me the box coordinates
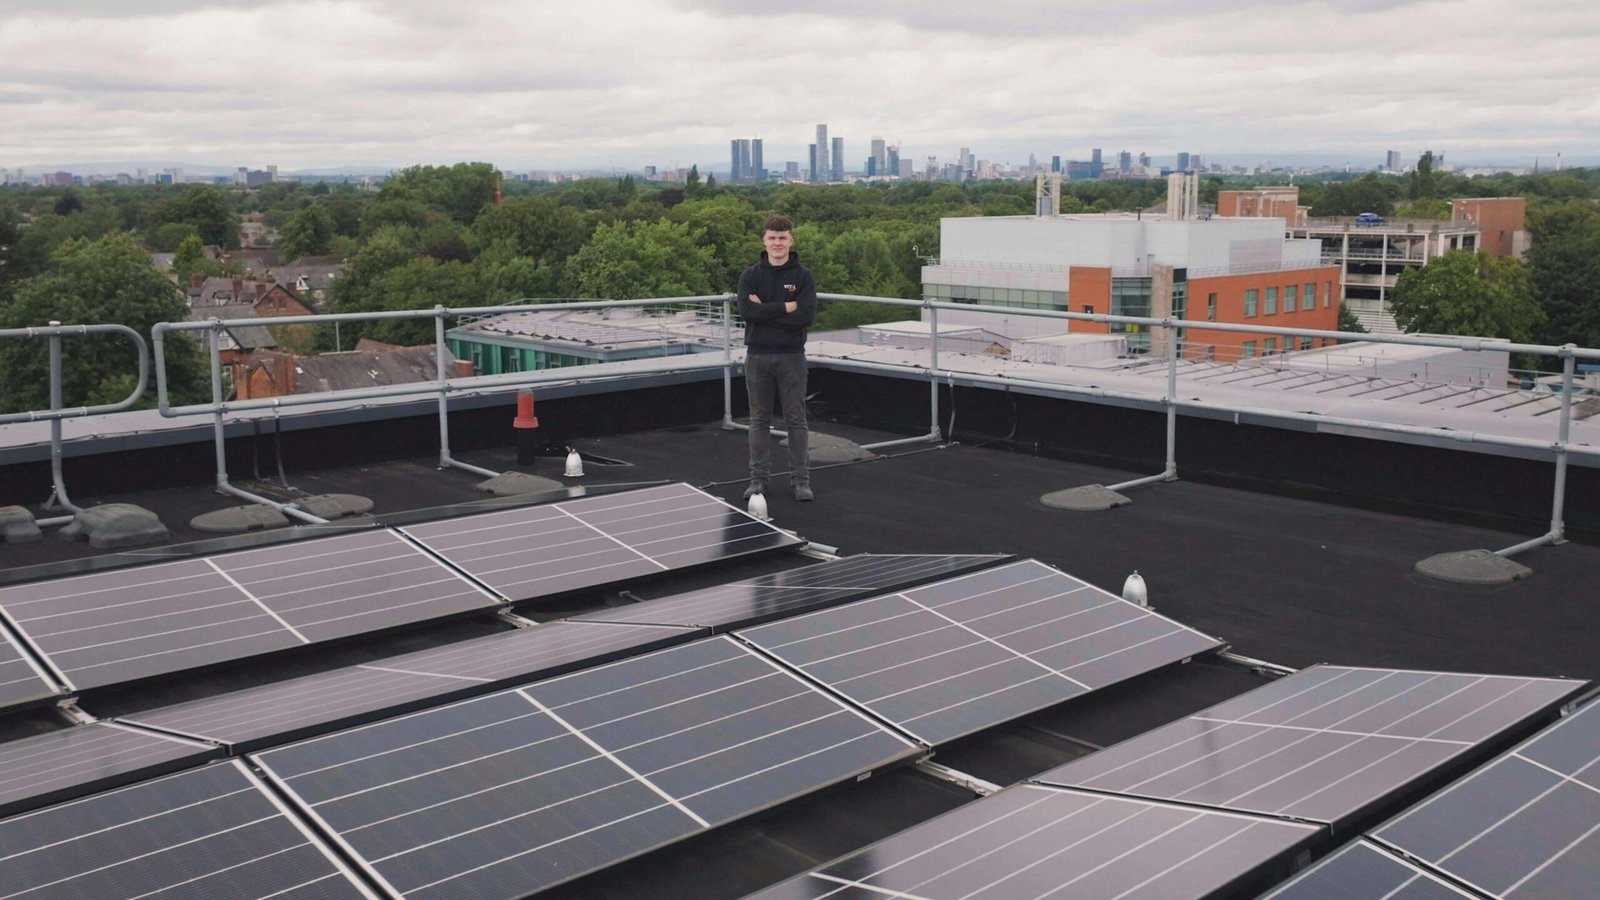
[1034,666,1583,831]
[401,482,801,601]
[0,530,500,691]
[121,620,696,750]
[254,637,918,899]
[748,784,1322,900]
[0,759,379,900]
[1262,840,1479,899]
[739,559,1223,744]
[1367,698,1600,899]
[0,617,61,711]
[575,553,1011,631]
[0,721,220,817]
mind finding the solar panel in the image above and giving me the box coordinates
[738,559,1223,744]
[207,529,501,642]
[0,530,500,691]
[747,784,1322,900]
[0,759,379,900]
[0,615,62,711]
[1261,840,1478,899]
[574,553,1012,631]
[400,482,802,601]
[121,620,697,751]
[253,636,918,900]
[0,721,220,817]
[1034,665,1584,831]
[1369,699,1600,899]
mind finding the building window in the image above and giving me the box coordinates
[1241,340,1256,359]
[1285,284,1298,312]
[1244,289,1257,317]
[1206,292,1217,321]
[1265,287,1278,315]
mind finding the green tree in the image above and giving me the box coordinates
[170,233,214,285]
[1526,200,1600,348]
[1311,174,1399,217]
[1389,251,1543,341]
[568,220,715,299]
[153,185,240,248]
[0,233,207,413]
[380,163,498,225]
[276,204,336,261]
[1408,151,1437,201]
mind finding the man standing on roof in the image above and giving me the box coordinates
[739,215,818,502]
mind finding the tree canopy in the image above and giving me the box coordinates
[0,232,207,413]
[1389,251,1543,343]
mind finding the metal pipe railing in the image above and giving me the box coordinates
[0,323,150,526]
[135,288,1595,560]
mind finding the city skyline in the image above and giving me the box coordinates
[1,1,1594,171]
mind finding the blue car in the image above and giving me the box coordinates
[1355,212,1385,226]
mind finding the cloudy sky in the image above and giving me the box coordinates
[1,0,1594,173]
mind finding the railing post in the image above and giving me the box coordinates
[43,322,81,514]
[929,302,942,441]
[436,307,450,469]
[209,319,228,491]
[1547,350,1576,542]
[721,297,735,429]
[1164,319,1178,480]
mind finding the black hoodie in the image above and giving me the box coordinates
[736,250,818,354]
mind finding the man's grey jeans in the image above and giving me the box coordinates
[746,352,808,488]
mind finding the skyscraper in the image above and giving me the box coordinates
[751,139,764,182]
[830,137,844,181]
[871,138,886,177]
[814,125,829,183]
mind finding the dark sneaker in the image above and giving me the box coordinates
[793,484,815,502]
[743,482,767,500]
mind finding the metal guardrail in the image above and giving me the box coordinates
[72,290,1600,559]
[0,323,150,525]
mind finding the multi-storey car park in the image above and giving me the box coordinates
[0,275,1595,900]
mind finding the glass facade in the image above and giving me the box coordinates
[1110,276,1152,352]
[923,282,1067,311]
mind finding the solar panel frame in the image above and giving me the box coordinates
[252,636,920,900]
[399,482,803,602]
[737,559,1224,745]
[119,620,700,751]
[746,783,1324,900]
[572,553,1014,631]
[1261,840,1479,899]
[0,611,64,712]
[1033,665,1585,832]
[0,758,381,900]
[0,721,221,817]
[1368,699,1600,899]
